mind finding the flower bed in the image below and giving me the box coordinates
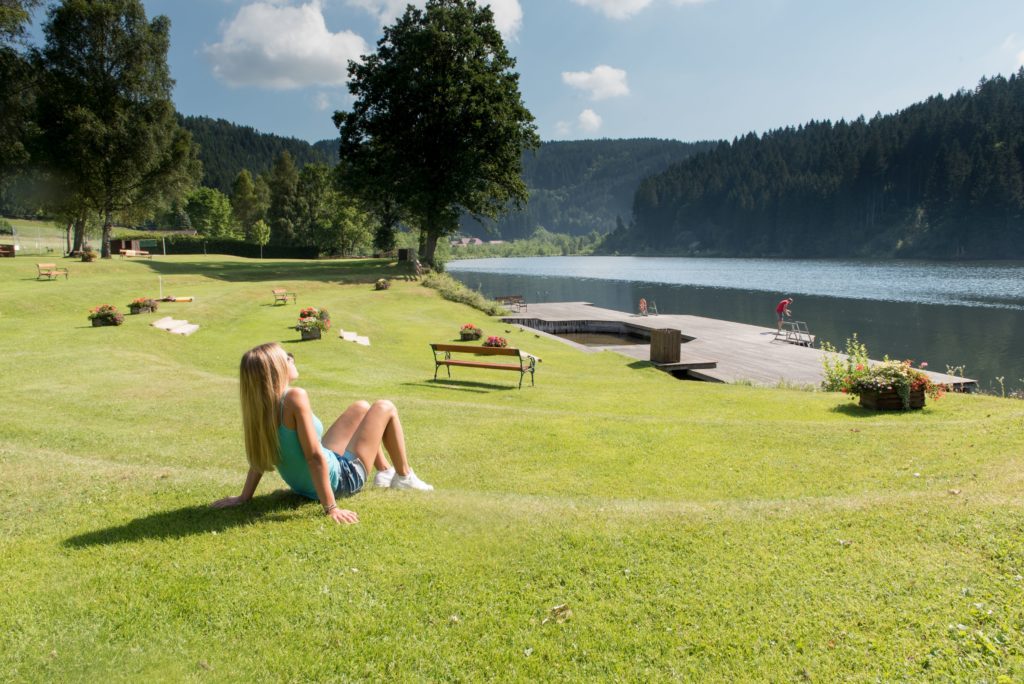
[296,307,331,340]
[88,304,124,327]
[460,323,482,340]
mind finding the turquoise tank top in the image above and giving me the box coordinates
[276,390,341,499]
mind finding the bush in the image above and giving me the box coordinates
[0,219,14,235]
[421,272,507,316]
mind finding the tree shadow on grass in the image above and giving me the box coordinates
[63,490,310,548]
[132,258,414,285]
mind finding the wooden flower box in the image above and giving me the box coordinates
[300,328,322,341]
[859,388,925,410]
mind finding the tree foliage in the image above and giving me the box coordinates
[185,186,235,238]
[37,0,200,257]
[609,70,1024,259]
[335,0,539,265]
[266,150,299,245]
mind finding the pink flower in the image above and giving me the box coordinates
[920,362,928,368]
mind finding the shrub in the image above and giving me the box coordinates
[0,219,14,235]
[822,335,946,408]
[375,278,391,290]
[421,272,507,316]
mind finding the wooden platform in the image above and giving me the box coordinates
[504,302,975,389]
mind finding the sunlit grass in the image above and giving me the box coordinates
[1,254,1023,681]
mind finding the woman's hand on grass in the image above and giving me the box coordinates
[328,508,359,524]
[210,495,248,509]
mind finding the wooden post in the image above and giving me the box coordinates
[650,329,681,364]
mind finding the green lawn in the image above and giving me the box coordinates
[2,255,1023,682]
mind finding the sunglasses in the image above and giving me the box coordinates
[286,352,295,363]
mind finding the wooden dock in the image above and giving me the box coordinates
[503,302,975,389]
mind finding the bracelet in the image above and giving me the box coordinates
[323,503,338,515]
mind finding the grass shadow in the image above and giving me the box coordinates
[63,490,310,548]
[403,379,519,393]
[627,361,655,370]
[829,403,923,417]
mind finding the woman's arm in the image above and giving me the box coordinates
[289,388,359,524]
[211,467,263,508]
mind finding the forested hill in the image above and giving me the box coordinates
[179,115,336,192]
[604,69,1024,259]
[464,138,716,239]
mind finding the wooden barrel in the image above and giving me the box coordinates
[650,329,681,364]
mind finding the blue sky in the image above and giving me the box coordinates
[49,0,1024,144]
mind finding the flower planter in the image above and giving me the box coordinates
[300,328,322,341]
[859,388,925,411]
[91,318,118,327]
[129,305,153,315]
[460,331,482,341]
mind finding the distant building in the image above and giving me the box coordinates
[450,236,484,247]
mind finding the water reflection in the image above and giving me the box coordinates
[449,270,1024,392]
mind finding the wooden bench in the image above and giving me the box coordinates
[119,248,152,259]
[272,288,296,304]
[430,343,538,388]
[0,244,15,258]
[495,295,526,312]
[37,263,69,280]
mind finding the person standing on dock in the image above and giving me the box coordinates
[775,297,793,331]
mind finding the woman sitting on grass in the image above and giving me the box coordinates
[211,342,432,524]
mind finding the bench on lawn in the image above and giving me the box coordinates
[119,248,151,258]
[37,263,69,280]
[0,244,15,257]
[495,295,526,312]
[272,288,296,304]
[430,343,539,389]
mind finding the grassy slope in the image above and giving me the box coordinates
[1,255,1023,682]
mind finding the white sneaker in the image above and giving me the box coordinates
[373,468,395,488]
[390,469,434,491]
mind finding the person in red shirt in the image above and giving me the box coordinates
[775,297,793,331]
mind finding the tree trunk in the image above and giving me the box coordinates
[102,209,113,258]
[421,231,439,267]
[65,222,72,255]
[71,218,86,253]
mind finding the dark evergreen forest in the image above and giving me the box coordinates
[179,115,336,192]
[463,138,715,239]
[604,70,1024,259]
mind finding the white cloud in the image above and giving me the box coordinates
[313,91,332,111]
[578,108,602,133]
[487,0,523,41]
[206,1,369,89]
[562,65,629,100]
[571,0,710,20]
[570,0,653,20]
[345,0,409,24]
[347,0,523,41]
[554,120,573,137]
[1017,50,1024,68]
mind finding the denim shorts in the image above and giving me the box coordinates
[332,450,366,496]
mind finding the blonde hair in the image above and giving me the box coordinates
[239,342,290,472]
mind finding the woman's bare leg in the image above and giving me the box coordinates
[345,400,411,476]
[322,401,389,472]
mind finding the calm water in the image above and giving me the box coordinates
[447,256,1024,391]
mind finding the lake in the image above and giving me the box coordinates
[447,256,1024,392]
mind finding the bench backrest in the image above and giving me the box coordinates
[431,343,521,356]
[272,288,287,294]
[37,263,57,270]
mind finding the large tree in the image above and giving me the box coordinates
[37,0,200,258]
[334,0,538,266]
[266,150,299,245]
[0,0,43,188]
